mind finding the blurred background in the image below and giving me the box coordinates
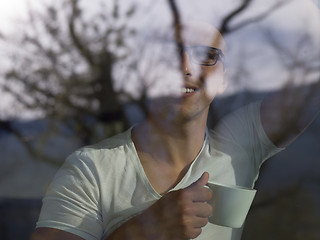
[0,0,319,239]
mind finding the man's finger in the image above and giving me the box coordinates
[197,172,209,186]
[188,172,209,188]
[191,216,209,228]
[193,202,213,218]
[191,187,212,202]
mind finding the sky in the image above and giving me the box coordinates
[0,0,29,32]
[0,0,319,44]
[0,0,319,119]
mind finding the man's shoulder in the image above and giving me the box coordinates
[67,128,134,166]
[86,128,132,151]
[206,101,262,149]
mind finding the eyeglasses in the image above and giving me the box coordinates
[177,45,224,66]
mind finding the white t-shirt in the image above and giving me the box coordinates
[36,102,283,240]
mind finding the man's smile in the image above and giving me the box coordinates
[181,87,198,93]
[181,84,201,97]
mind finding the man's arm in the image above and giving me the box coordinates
[260,82,320,148]
[30,227,84,240]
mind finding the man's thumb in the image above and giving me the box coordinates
[195,172,209,186]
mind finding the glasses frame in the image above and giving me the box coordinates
[179,45,224,67]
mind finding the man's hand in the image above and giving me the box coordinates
[151,171,213,239]
[107,172,213,240]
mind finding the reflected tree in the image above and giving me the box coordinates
[0,0,136,145]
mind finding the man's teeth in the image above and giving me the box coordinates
[181,87,196,93]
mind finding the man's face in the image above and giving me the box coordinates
[143,21,227,122]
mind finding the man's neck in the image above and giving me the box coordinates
[131,109,209,194]
[132,112,208,167]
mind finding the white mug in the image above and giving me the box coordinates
[206,182,256,228]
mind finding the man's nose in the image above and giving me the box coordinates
[181,51,193,76]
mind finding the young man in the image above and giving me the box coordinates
[31,21,319,240]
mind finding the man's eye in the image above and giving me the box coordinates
[207,51,218,60]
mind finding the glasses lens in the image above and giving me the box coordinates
[191,46,220,66]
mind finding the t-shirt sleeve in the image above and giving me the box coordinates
[213,101,284,167]
[36,150,103,240]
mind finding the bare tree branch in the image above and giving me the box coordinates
[220,0,253,35]
[68,0,95,66]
